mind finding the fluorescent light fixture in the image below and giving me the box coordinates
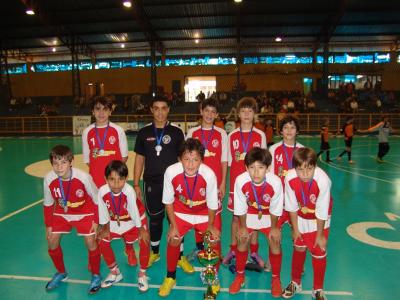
[121,43,125,48]
[26,8,35,15]
[123,1,132,8]
[195,39,199,44]
[234,0,242,3]
[275,37,282,42]
[52,47,56,52]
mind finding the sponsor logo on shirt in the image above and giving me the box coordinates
[109,135,116,144]
[163,135,171,144]
[76,189,84,197]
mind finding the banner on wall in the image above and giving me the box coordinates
[225,121,236,133]
[72,116,92,136]
[173,121,198,134]
[115,122,139,132]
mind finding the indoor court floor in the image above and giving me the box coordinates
[0,135,399,300]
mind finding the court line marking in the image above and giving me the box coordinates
[322,157,400,174]
[368,155,400,168]
[0,274,353,296]
[0,199,43,223]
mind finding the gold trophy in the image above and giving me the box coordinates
[197,231,220,300]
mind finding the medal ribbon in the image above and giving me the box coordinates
[183,172,199,206]
[300,180,313,207]
[250,180,267,213]
[153,122,167,147]
[58,169,73,210]
[94,122,110,151]
[239,127,253,153]
[200,126,214,150]
[282,142,296,169]
[110,192,122,220]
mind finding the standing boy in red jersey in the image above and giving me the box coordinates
[43,145,102,294]
[317,118,332,163]
[229,147,283,297]
[82,96,128,188]
[158,138,220,297]
[97,160,150,292]
[282,148,333,300]
[186,98,228,260]
[223,97,267,268]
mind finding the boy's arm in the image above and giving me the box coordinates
[284,176,302,241]
[207,208,219,240]
[314,218,327,250]
[133,153,145,199]
[82,127,90,164]
[165,204,180,242]
[43,177,54,228]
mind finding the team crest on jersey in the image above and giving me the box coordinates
[253,142,261,147]
[244,191,250,199]
[76,189,84,197]
[163,135,171,144]
[310,194,317,204]
[109,135,116,144]
[263,194,271,202]
[212,139,219,148]
[199,188,206,197]
[146,137,156,142]
[105,200,110,208]
[179,195,186,204]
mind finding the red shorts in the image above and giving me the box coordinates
[175,214,213,237]
[294,229,330,257]
[247,226,271,237]
[278,211,290,228]
[51,214,95,236]
[103,226,139,244]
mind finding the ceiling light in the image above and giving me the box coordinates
[121,43,125,48]
[26,8,35,15]
[194,32,200,39]
[234,0,242,3]
[52,47,56,52]
[275,37,282,42]
[123,1,132,8]
[195,39,199,44]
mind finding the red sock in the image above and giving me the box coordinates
[312,256,326,290]
[291,250,306,284]
[166,243,181,273]
[88,247,101,275]
[99,240,116,267]
[48,246,66,273]
[250,243,258,254]
[139,239,150,269]
[236,250,248,275]
[269,250,282,278]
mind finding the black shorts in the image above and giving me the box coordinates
[345,137,353,148]
[143,181,164,217]
[320,141,330,151]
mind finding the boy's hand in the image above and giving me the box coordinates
[90,222,98,235]
[167,225,181,243]
[206,225,220,242]
[292,229,302,243]
[46,227,53,239]
[237,226,249,245]
[218,183,226,199]
[97,223,110,240]
[134,186,143,200]
[269,227,281,244]
[139,227,150,245]
[314,234,327,252]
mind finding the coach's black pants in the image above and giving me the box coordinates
[378,142,389,159]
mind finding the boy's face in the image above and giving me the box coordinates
[295,163,316,183]
[52,157,72,178]
[239,107,255,125]
[246,161,269,184]
[281,121,297,142]
[106,171,126,194]
[200,105,218,126]
[93,103,111,125]
[180,150,202,176]
[151,101,169,124]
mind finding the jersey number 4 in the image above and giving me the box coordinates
[275,154,283,164]
[53,187,62,198]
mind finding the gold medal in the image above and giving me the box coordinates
[258,211,262,220]
[92,148,98,158]
[116,215,121,227]
[301,206,308,214]
[235,151,241,162]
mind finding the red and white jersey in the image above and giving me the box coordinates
[43,167,98,223]
[269,141,304,185]
[162,162,218,222]
[284,167,333,233]
[228,127,266,193]
[82,122,128,188]
[186,125,228,186]
[234,171,283,228]
[97,183,142,235]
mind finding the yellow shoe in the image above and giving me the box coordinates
[177,256,195,274]
[211,282,220,295]
[147,252,160,268]
[158,277,176,297]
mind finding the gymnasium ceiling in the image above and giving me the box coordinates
[1,0,400,62]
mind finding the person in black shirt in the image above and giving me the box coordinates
[134,97,193,270]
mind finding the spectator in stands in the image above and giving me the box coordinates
[123,96,129,112]
[196,91,206,102]
[287,99,295,113]
[350,97,359,113]
[306,98,316,112]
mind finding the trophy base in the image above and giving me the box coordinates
[203,285,217,299]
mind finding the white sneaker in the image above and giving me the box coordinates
[138,272,149,292]
[282,281,302,299]
[101,272,123,288]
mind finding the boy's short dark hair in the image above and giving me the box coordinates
[245,147,272,168]
[237,97,257,112]
[150,95,170,107]
[91,95,113,111]
[105,160,128,178]
[201,98,219,111]
[49,144,74,163]
[279,115,300,133]
[178,138,205,160]
[293,147,317,168]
